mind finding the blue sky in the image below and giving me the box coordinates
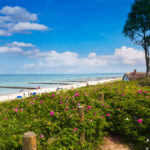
[0,0,146,74]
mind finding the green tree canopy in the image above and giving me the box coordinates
[123,0,150,75]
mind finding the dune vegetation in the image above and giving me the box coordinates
[0,81,150,149]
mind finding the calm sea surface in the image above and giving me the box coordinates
[0,73,123,95]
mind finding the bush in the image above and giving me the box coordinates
[138,77,150,86]
[0,81,150,149]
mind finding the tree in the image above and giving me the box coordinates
[123,0,150,76]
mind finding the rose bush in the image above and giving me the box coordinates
[0,81,150,149]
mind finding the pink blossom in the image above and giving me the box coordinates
[102,103,105,106]
[66,100,69,103]
[105,106,109,108]
[67,104,69,106]
[90,119,92,122]
[122,94,125,96]
[60,101,63,104]
[77,103,80,106]
[73,128,78,132]
[14,108,18,112]
[50,111,54,116]
[106,113,110,117]
[65,108,68,111]
[40,100,44,104]
[75,92,79,97]
[137,90,143,93]
[51,94,55,98]
[87,106,92,109]
[84,93,88,96]
[72,101,75,103]
[72,108,75,110]
[101,115,104,118]
[29,102,32,104]
[94,113,96,116]
[20,108,24,111]
[4,118,7,120]
[40,135,44,138]
[137,119,142,124]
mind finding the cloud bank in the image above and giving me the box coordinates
[0,41,145,73]
[0,6,50,36]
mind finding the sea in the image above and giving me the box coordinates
[0,73,123,95]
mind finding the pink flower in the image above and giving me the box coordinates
[137,119,142,124]
[40,135,44,138]
[50,111,54,116]
[4,118,7,120]
[60,101,63,104]
[87,106,92,109]
[67,104,69,106]
[94,113,96,116]
[102,103,105,106]
[72,101,75,103]
[77,103,80,106]
[40,100,44,104]
[106,113,110,117]
[75,92,79,97]
[122,94,125,96]
[73,128,78,132]
[29,102,32,104]
[137,90,142,93]
[14,108,18,112]
[90,119,92,122]
[84,93,88,96]
[72,108,75,110]
[20,108,24,111]
[105,106,109,108]
[66,100,69,103]
[75,128,78,131]
[51,94,55,98]
[65,108,68,111]
[101,115,104,118]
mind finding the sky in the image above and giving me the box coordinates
[0,0,146,74]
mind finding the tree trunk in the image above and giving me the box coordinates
[143,30,150,77]
[144,45,149,77]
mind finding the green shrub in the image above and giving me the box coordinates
[0,81,150,149]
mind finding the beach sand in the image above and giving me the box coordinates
[0,78,122,102]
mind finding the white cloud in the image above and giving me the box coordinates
[114,46,145,65]
[12,22,48,31]
[9,41,35,47]
[0,29,12,36]
[0,46,23,53]
[0,42,145,73]
[0,6,37,22]
[0,6,50,36]
[23,46,145,73]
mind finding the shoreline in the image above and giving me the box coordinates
[0,77,122,102]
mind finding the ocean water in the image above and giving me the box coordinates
[0,73,123,95]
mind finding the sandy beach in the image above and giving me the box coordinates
[0,78,122,102]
